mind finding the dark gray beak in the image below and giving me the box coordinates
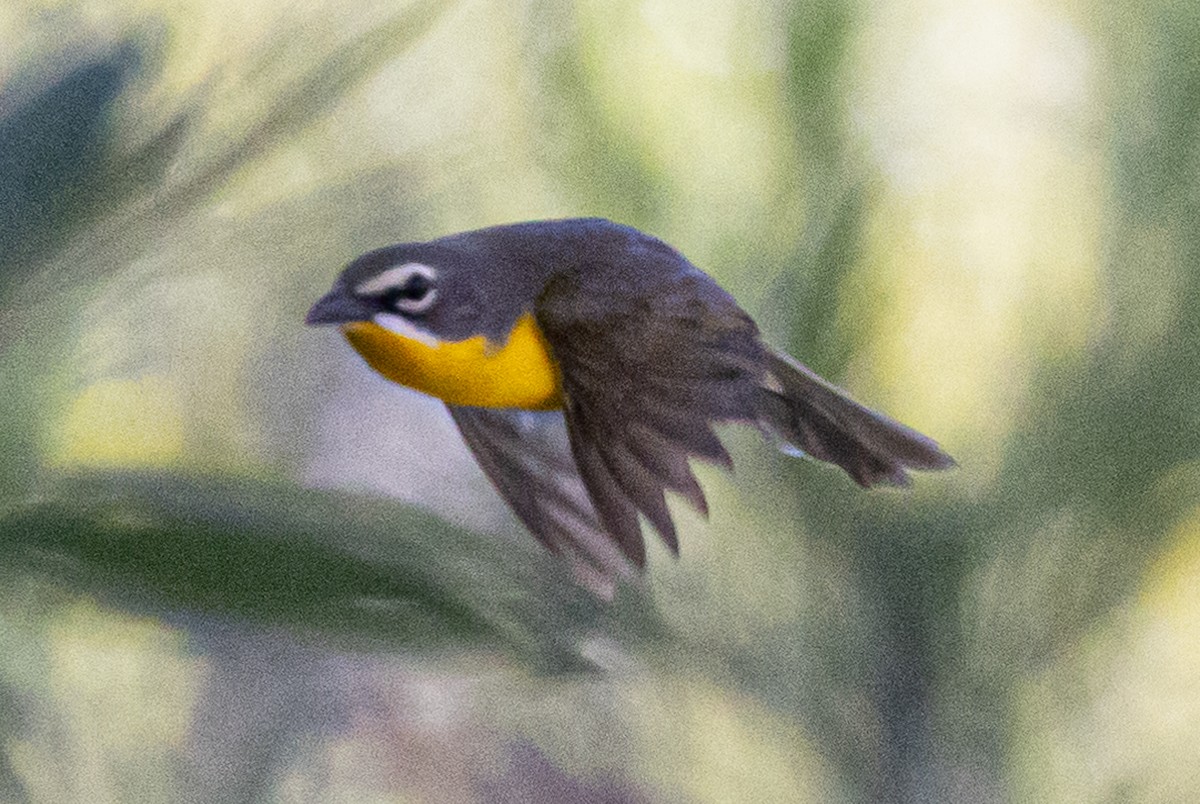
[305,288,372,326]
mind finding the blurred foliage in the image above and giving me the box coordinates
[2,0,1200,802]
[1,471,660,665]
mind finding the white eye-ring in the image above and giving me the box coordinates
[356,262,438,315]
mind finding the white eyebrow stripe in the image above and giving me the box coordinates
[373,312,442,348]
[355,262,436,295]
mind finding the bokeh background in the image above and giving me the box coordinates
[2,0,1199,801]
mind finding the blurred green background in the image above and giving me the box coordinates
[2,0,1199,801]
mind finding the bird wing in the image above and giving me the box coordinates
[446,405,635,594]
[534,271,766,567]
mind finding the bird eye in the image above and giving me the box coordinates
[357,262,439,315]
[383,274,434,311]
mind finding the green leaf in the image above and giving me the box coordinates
[0,471,666,671]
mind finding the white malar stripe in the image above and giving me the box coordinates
[373,313,442,348]
[355,262,436,295]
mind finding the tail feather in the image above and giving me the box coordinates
[756,349,954,487]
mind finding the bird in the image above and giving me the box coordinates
[306,218,953,595]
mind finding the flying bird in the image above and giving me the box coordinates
[307,218,953,594]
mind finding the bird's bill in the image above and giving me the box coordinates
[305,289,373,326]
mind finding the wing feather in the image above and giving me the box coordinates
[537,271,764,559]
[448,406,634,586]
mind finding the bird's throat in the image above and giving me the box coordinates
[340,313,564,410]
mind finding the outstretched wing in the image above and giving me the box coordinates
[535,270,767,566]
[447,405,635,595]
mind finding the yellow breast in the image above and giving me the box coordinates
[341,312,563,410]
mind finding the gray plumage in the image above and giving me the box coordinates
[309,218,954,590]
